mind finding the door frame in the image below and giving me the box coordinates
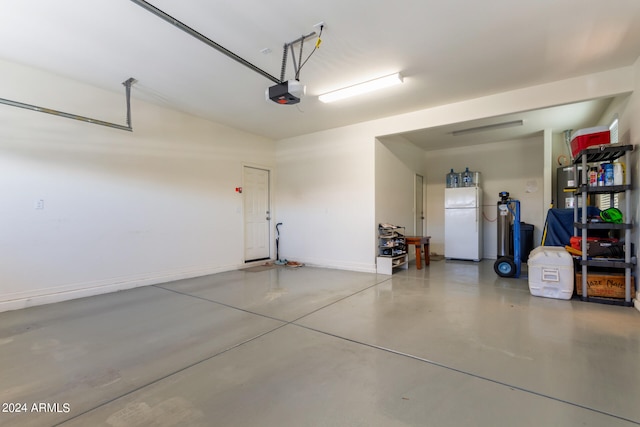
[415,173,424,236]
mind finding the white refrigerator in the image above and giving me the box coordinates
[444,187,483,261]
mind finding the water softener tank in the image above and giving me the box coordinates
[497,192,512,258]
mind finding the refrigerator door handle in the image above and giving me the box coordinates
[476,208,478,232]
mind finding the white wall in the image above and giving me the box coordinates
[375,141,415,231]
[275,129,376,272]
[375,135,427,234]
[424,136,545,258]
[0,60,275,312]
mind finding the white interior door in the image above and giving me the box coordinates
[244,167,271,262]
[415,174,424,236]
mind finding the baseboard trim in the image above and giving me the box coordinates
[0,258,380,313]
[288,257,377,274]
[0,263,239,313]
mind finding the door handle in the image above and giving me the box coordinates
[476,208,479,232]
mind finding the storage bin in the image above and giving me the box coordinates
[570,126,610,157]
[518,222,535,262]
[527,246,574,300]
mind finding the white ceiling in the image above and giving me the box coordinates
[1,0,639,144]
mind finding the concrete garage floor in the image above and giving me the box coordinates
[1,260,640,426]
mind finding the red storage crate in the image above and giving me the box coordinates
[570,126,610,157]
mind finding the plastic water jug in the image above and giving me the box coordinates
[446,169,459,188]
[462,167,473,187]
[613,162,624,185]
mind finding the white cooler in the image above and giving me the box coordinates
[527,246,574,300]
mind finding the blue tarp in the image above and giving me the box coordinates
[543,207,601,247]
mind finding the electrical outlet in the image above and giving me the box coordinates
[35,199,44,210]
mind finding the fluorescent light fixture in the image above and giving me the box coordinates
[452,120,524,136]
[318,73,403,103]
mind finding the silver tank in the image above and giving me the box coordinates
[497,197,512,258]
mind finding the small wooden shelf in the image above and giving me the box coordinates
[377,224,407,275]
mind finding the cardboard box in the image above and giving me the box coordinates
[575,272,635,299]
[570,126,610,157]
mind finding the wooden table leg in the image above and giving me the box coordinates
[423,241,430,266]
[415,244,422,269]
